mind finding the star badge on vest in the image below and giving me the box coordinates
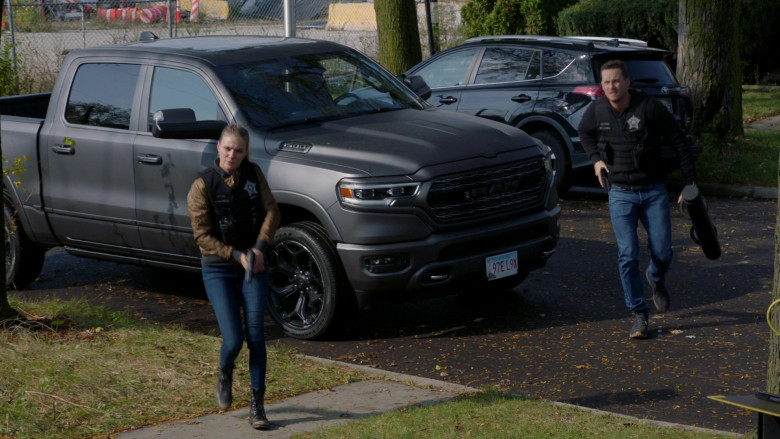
[626,115,641,132]
[244,181,258,199]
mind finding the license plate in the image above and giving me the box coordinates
[486,251,518,280]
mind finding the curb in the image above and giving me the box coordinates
[302,354,479,394]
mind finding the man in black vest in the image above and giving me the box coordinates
[578,60,696,339]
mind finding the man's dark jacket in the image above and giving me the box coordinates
[578,90,696,188]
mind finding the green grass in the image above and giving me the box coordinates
[685,87,780,188]
[295,389,733,439]
[694,130,780,187]
[742,87,780,123]
[1,295,367,439]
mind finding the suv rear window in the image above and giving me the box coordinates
[542,51,592,83]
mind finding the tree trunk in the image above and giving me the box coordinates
[374,0,422,75]
[677,0,743,139]
[768,158,780,396]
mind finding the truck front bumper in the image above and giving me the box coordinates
[336,205,561,297]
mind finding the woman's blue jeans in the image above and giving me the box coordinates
[202,264,268,390]
[608,182,672,313]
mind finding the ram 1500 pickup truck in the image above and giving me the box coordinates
[0,33,560,339]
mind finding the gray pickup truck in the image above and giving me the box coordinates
[0,33,560,339]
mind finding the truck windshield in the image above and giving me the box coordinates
[216,50,424,130]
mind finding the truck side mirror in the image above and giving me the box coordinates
[152,108,227,140]
[398,74,432,100]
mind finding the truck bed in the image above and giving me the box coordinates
[0,93,51,119]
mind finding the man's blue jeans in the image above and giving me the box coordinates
[608,182,672,313]
[202,264,268,390]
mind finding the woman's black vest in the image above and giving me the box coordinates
[594,92,664,186]
[201,160,265,250]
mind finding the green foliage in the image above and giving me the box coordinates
[5,1,54,32]
[0,43,34,96]
[557,0,780,84]
[740,0,780,84]
[3,155,29,193]
[557,0,677,55]
[461,0,577,38]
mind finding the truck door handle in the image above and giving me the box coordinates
[51,144,74,154]
[438,96,458,104]
[137,154,162,165]
[511,94,532,103]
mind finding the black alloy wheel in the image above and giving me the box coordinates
[267,222,349,340]
[4,196,46,289]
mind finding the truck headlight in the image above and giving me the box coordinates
[338,181,419,207]
[537,142,553,175]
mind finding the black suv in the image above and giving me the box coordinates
[404,35,695,191]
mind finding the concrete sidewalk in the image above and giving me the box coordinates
[113,357,477,439]
[112,356,740,439]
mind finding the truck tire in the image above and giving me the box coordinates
[530,130,570,194]
[267,222,351,340]
[4,198,46,289]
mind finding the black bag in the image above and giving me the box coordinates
[681,184,721,260]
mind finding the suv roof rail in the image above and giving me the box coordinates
[567,36,648,47]
[464,35,596,48]
[464,35,649,49]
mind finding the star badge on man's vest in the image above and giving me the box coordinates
[627,115,641,132]
[244,181,258,199]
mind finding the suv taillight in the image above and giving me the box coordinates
[573,85,604,99]
[680,86,691,96]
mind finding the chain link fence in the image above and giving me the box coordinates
[1,0,466,93]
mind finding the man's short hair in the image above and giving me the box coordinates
[601,60,628,79]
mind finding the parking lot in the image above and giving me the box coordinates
[16,191,775,434]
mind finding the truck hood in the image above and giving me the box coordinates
[262,108,537,176]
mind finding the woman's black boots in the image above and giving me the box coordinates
[216,367,233,410]
[249,387,270,430]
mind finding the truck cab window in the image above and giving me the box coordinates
[65,63,140,129]
[149,67,226,131]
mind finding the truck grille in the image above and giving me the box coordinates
[428,158,548,222]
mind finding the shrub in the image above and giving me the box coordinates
[461,0,577,38]
[0,42,34,96]
[557,0,677,55]
[740,0,780,84]
[556,0,780,84]
[5,1,54,32]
